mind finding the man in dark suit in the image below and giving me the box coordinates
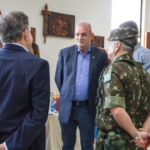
[55,22,108,150]
[0,11,50,150]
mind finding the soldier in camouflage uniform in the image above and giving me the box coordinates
[95,27,150,150]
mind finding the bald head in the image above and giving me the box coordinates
[76,22,92,33]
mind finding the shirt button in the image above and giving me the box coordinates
[77,93,79,94]
[79,84,81,85]
[80,75,82,77]
[82,67,83,68]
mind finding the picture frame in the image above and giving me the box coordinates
[47,12,75,38]
[0,43,2,49]
[91,35,105,48]
[31,27,36,43]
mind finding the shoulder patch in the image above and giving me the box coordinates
[104,72,112,83]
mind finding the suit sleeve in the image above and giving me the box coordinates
[55,50,63,92]
[5,60,50,150]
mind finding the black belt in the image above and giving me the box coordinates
[72,100,89,106]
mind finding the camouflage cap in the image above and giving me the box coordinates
[107,27,138,48]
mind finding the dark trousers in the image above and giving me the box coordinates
[60,105,95,150]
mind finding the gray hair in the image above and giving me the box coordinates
[0,11,29,43]
[76,22,92,33]
[111,41,134,54]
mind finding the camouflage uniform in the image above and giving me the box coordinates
[96,27,150,150]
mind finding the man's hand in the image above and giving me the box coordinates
[0,143,5,150]
[132,131,150,148]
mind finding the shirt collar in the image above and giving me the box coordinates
[135,44,140,50]
[113,54,135,65]
[4,43,29,52]
[78,45,91,53]
[114,53,144,67]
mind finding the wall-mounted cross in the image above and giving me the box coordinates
[41,4,51,43]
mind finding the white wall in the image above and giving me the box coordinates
[141,0,150,45]
[143,0,150,32]
[0,0,112,91]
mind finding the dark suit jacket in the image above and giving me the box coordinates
[55,45,108,123]
[0,44,50,150]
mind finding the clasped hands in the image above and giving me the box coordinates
[132,128,150,148]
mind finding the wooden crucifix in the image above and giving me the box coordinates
[41,4,51,43]
[0,10,1,15]
[41,4,75,43]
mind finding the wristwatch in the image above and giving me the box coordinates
[134,131,140,139]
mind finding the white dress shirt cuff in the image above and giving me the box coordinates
[4,142,8,150]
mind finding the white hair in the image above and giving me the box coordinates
[76,21,92,33]
[111,41,134,54]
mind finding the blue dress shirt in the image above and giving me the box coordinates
[73,46,91,101]
[133,44,150,74]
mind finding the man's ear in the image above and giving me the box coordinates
[114,42,121,52]
[23,29,29,41]
[91,32,94,40]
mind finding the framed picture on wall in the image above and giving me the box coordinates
[47,12,75,38]
[91,35,105,48]
[31,27,36,43]
[0,43,2,49]
[0,40,2,49]
[41,4,75,43]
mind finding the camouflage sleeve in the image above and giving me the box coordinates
[103,71,126,109]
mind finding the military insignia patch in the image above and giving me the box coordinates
[104,72,111,83]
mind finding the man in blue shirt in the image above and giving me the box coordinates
[119,21,150,74]
[55,22,108,150]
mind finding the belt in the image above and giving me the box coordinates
[72,100,89,106]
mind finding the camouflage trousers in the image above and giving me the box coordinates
[95,139,143,150]
[95,139,126,150]
[95,130,142,150]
